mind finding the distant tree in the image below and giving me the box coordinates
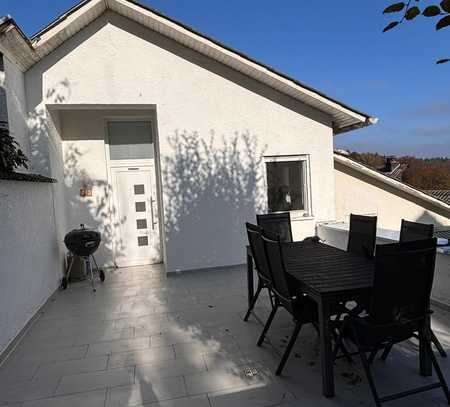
[382,0,450,64]
[348,151,450,189]
[401,157,450,188]
[348,151,385,168]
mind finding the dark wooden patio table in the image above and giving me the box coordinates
[246,240,432,398]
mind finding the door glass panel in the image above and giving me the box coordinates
[138,236,149,246]
[136,219,147,229]
[108,121,153,160]
[134,184,145,195]
[135,202,146,212]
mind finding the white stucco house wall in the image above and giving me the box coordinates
[0,0,377,353]
[0,0,376,271]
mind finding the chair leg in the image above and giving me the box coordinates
[425,338,450,404]
[380,343,394,361]
[368,349,378,364]
[331,327,354,364]
[243,282,263,322]
[276,321,302,376]
[332,329,343,362]
[257,304,278,346]
[358,348,382,407]
[431,331,447,358]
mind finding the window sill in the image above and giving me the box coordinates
[291,215,314,221]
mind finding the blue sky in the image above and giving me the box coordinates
[2,0,449,157]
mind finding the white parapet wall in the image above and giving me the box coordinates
[0,179,61,355]
[317,222,450,310]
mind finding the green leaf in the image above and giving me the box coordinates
[436,58,450,64]
[423,5,442,16]
[405,6,421,20]
[436,15,450,29]
[441,0,450,13]
[383,2,406,13]
[383,21,400,32]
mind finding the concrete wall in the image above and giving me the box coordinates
[335,161,450,230]
[0,180,60,354]
[25,11,336,272]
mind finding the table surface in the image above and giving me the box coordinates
[283,241,374,295]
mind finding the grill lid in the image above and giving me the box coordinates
[64,224,101,256]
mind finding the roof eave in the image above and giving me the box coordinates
[334,116,378,135]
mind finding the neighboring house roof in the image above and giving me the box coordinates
[0,0,376,134]
[334,152,450,213]
[425,190,450,206]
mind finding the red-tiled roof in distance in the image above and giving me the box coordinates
[425,190,450,206]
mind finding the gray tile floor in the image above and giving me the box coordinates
[1,264,449,407]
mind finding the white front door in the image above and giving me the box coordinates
[110,165,161,267]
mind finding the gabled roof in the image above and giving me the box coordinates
[334,152,450,213]
[0,0,377,134]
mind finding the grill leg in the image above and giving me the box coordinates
[91,254,100,273]
[84,257,96,292]
[65,255,75,281]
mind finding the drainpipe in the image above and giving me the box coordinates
[0,52,9,130]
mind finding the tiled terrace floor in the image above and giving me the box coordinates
[1,264,449,407]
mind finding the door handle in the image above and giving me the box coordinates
[150,197,157,230]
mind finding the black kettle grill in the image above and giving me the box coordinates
[62,224,105,292]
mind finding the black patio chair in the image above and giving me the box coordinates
[333,239,450,407]
[257,212,293,243]
[243,223,274,322]
[379,219,446,360]
[257,234,318,375]
[338,214,378,325]
[400,219,434,243]
[347,214,378,258]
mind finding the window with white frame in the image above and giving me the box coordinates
[265,155,311,215]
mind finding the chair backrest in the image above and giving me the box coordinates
[246,223,272,283]
[370,238,437,325]
[261,234,293,308]
[347,214,377,258]
[257,212,293,243]
[399,219,434,243]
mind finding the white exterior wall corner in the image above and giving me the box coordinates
[3,56,30,159]
[334,160,450,229]
[24,10,337,272]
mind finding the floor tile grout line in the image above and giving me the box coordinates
[181,374,188,396]
[103,387,108,407]
[12,388,113,405]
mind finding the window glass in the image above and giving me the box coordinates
[108,121,153,160]
[136,219,147,229]
[266,160,305,212]
[135,202,146,212]
[138,236,149,246]
[134,184,145,195]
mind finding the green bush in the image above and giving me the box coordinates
[0,126,28,172]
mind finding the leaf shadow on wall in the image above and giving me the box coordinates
[163,130,267,270]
